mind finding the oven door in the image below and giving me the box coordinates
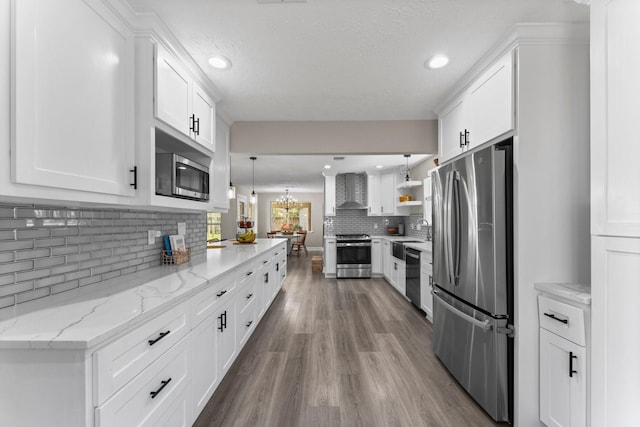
[337,242,372,266]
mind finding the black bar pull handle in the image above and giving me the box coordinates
[218,313,224,331]
[246,271,254,277]
[429,275,433,286]
[194,117,200,135]
[148,330,170,346]
[216,290,227,297]
[246,293,253,299]
[569,352,578,377]
[222,310,227,329]
[459,131,464,148]
[189,114,195,132]
[276,263,280,272]
[263,260,268,264]
[264,273,269,283]
[544,312,568,324]
[150,378,172,399]
[246,321,253,328]
[130,166,137,189]
[464,129,470,146]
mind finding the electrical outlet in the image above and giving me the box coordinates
[148,230,160,244]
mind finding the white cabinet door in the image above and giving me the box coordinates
[539,329,586,427]
[371,239,382,274]
[215,299,236,378]
[367,173,381,216]
[397,259,406,295]
[420,256,433,321]
[324,176,336,216]
[390,259,399,288]
[382,240,392,280]
[191,313,219,416]
[591,235,640,426]
[192,83,216,151]
[438,96,466,162]
[591,0,640,237]
[11,0,135,197]
[380,173,395,215]
[324,238,337,275]
[468,52,514,149]
[156,47,192,137]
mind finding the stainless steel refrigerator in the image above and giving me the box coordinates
[432,140,514,423]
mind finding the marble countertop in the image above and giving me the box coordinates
[534,282,591,305]
[0,239,283,351]
[403,242,432,252]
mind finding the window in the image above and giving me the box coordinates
[270,202,311,232]
[207,212,222,242]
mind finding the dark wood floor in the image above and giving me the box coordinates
[194,252,502,427]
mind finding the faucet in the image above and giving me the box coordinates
[416,218,432,240]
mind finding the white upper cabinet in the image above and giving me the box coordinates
[155,45,216,152]
[367,173,381,216]
[379,173,396,215]
[438,51,514,163]
[591,0,640,237]
[324,175,336,216]
[468,52,514,149]
[10,0,136,198]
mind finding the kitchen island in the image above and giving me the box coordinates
[0,238,288,427]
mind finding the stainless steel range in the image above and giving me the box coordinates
[336,234,372,278]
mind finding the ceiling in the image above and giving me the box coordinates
[126,0,587,192]
[126,0,587,122]
[230,154,432,193]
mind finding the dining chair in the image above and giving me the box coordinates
[290,230,308,256]
[267,231,276,238]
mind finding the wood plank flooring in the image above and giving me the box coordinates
[194,252,502,427]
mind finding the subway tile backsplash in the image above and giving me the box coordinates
[0,203,206,309]
[324,210,430,241]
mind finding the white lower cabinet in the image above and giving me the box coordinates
[371,238,382,275]
[214,298,236,378]
[96,335,191,427]
[191,311,219,417]
[420,254,433,321]
[382,240,392,280]
[538,294,588,427]
[324,238,337,276]
[539,329,586,427]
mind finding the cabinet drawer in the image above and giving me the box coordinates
[538,295,586,346]
[237,301,256,348]
[94,302,190,405]
[238,261,259,288]
[192,272,236,326]
[237,277,256,314]
[96,335,190,427]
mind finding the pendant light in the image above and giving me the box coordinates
[249,156,257,205]
[404,154,411,181]
[227,156,236,200]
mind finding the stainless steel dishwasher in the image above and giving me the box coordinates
[405,247,421,308]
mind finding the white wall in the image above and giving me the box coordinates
[231,120,438,154]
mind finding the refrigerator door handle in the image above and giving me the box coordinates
[452,170,461,284]
[444,171,455,287]
[433,289,492,332]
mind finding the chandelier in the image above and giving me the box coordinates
[277,188,298,212]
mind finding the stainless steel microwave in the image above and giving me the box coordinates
[156,153,210,201]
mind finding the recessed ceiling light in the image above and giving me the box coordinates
[208,55,232,70]
[376,165,383,169]
[324,164,331,169]
[426,54,449,70]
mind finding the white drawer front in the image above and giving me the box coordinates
[538,295,586,346]
[238,261,259,288]
[93,303,190,405]
[96,335,190,427]
[192,272,236,326]
[237,301,256,348]
[238,278,256,314]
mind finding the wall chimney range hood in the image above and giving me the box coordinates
[336,173,367,210]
